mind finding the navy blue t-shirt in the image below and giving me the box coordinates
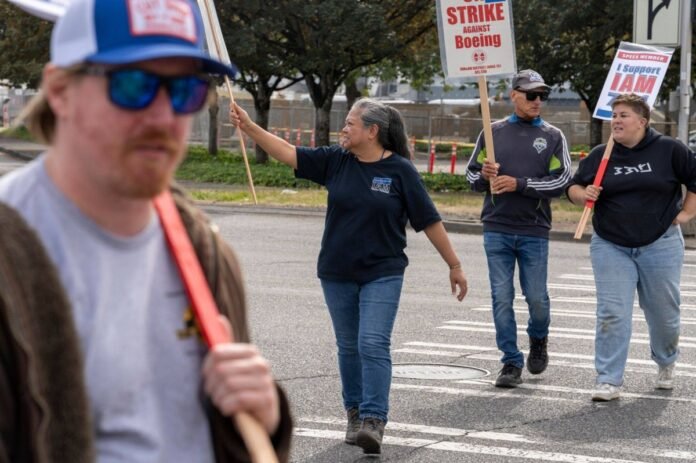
[295,145,441,283]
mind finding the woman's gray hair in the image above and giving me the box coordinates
[351,98,411,159]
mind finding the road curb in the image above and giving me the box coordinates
[198,202,592,243]
[0,144,39,162]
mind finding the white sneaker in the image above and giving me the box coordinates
[656,364,675,390]
[592,383,620,401]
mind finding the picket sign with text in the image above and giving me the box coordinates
[574,41,674,239]
[435,0,516,163]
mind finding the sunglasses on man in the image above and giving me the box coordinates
[78,66,211,115]
[518,90,550,102]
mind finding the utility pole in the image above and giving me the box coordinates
[677,0,692,144]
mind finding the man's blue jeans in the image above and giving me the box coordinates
[591,225,683,386]
[483,232,551,368]
[320,275,404,422]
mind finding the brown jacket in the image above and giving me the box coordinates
[0,187,292,462]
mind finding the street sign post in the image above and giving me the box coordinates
[633,0,681,46]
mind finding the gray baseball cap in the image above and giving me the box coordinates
[512,69,550,91]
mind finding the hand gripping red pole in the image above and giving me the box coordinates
[154,190,278,463]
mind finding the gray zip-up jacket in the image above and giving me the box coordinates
[466,114,571,238]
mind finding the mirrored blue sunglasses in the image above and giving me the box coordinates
[78,66,211,115]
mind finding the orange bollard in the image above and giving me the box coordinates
[579,150,587,159]
[428,143,436,174]
[450,143,457,174]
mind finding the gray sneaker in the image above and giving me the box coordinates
[356,417,385,454]
[656,363,675,390]
[344,408,361,445]
[591,383,620,401]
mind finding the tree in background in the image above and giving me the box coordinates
[0,3,50,88]
[278,0,436,146]
[513,0,694,147]
[218,1,302,162]
[513,0,633,147]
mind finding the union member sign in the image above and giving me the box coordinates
[436,0,516,78]
[593,41,674,120]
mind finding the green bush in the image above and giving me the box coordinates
[0,125,34,141]
[179,147,320,189]
[421,173,471,192]
[179,147,472,193]
[414,140,474,157]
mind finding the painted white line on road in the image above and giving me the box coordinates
[395,349,696,381]
[559,274,696,288]
[401,342,696,370]
[437,326,696,348]
[442,321,696,342]
[455,380,696,404]
[470,307,696,324]
[515,295,696,311]
[301,417,696,460]
[391,383,576,402]
[547,282,696,297]
[299,417,535,443]
[295,427,649,462]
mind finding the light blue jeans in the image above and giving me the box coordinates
[483,232,551,368]
[320,275,404,422]
[591,225,684,386]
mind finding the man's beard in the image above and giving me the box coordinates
[117,130,184,198]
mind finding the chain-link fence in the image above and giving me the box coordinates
[3,88,694,150]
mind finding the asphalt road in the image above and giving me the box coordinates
[2,147,695,462]
[206,208,696,463]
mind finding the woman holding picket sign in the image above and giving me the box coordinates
[567,93,696,401]
[230,97,468,455]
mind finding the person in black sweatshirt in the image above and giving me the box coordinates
[567,93,696,401]
[466,69,571,388]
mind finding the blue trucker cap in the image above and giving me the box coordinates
[50,0,236,76]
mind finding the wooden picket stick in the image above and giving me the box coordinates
[153,191,277,463]
[574,137,614,239]
[197,0,258,205]
[477,76,496,164]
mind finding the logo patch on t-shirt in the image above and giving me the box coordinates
[371,177,392,194]
[613,163,653,175]
[533,137,548,154]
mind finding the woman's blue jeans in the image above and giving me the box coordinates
[483,232,551,368]
[320,275,403,423]
[591,225,683,386]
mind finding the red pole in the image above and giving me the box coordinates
[450,143,457,174]
[428,143,436,174]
